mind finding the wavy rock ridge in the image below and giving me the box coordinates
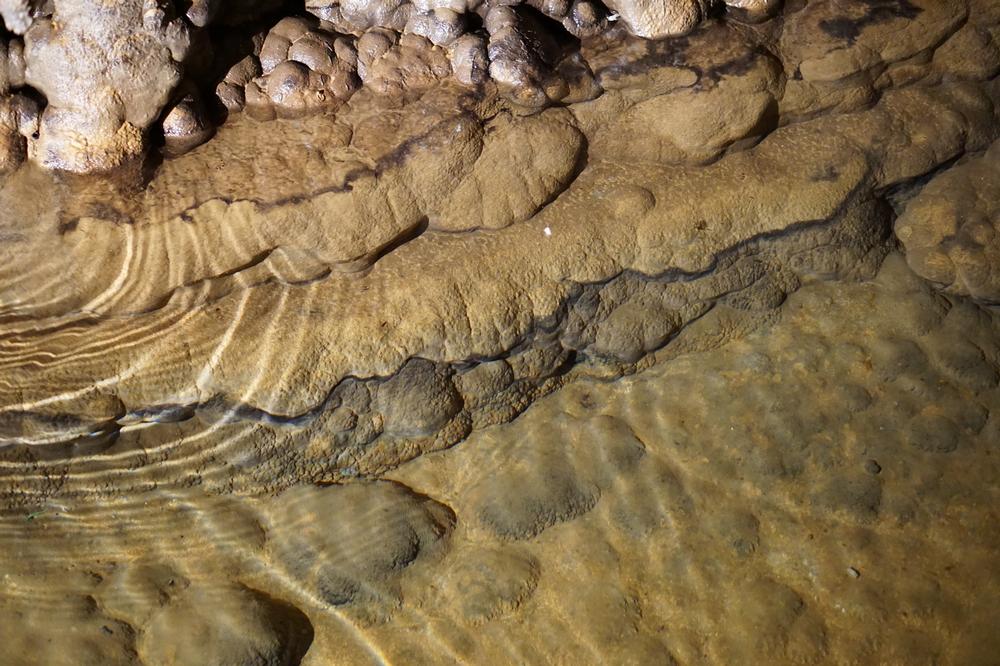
[0,0,998,662]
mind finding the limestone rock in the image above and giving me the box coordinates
[244,17,360,120]
[0,92,36,172]
[161,92,214,156]
[137,585,314,666]
[0,5,997,659]
[374,359,463,438]
[23,0,191,171]
[0,0,37,34]
[602,0,707,39]
[264,482,455,609]
[896,140,1000,303]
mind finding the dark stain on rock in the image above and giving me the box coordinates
[57,199,136,234]
[593,23,771,93]
[373,110,480,176]
[811,165,840,182]
[819,0,922,45]
[697,48,762,88]
[592,32,696,84]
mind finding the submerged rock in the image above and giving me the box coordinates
[0,2,997,662]
[0,0,996,482]
[896,140,1000,304]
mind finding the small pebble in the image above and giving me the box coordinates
[847,566,861,579]
[864,459,881,475]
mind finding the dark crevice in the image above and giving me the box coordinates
[238,586,315,666]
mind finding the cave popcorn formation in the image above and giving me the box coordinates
[0,0,777,173]
[0,0,999,663]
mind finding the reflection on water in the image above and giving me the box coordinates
[2,229,998,662]
[2,40,1000,663]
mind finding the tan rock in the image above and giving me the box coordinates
[0,4,997,664]
[602,0,707,39]
[23,0,190,172]
[896,140,1000,303]
[137,585,314,666]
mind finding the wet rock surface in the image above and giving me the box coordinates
[0,0,994,486]
[1,257,998,664]
[0,0,784,172]
[896,140,1000,304]
[0,0,998,662]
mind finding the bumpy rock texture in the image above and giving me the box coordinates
[0,0,782,172]
[20,0,192,171]
[1,257,998,665]
[896,140,1000,304]
[0,0,998,662]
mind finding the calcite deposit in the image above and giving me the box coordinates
[0,0,998,663]
[0,0,786,172]
[896,140,1000,304]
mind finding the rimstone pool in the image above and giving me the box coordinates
[0,0,998,663]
